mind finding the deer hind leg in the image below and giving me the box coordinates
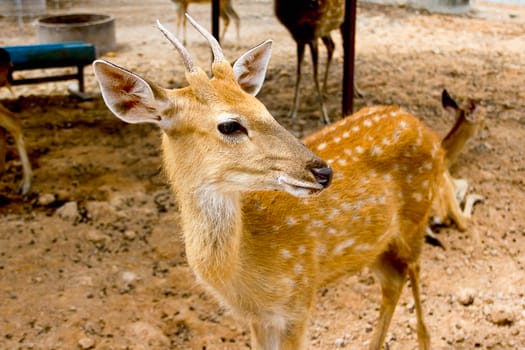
[408,262,430,350]
[288,43,305,121]
[452,177,484,219]
[307,40,330,124]
[223,3,240,42]
[250,314,309,350]
[219,9,231,42]
[368,252,408,350]
[320,34,335,95]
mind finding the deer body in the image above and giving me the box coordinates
[94,16,440,349]
[171,0,240,44]
[275,0,345,124]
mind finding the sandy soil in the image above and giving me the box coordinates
[1,0,524,349]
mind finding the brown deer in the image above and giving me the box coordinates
[275,0,346,124]
[0,48,32,195]
[93,15,444,349]
[170,0,240,44]
[430,90,484,232]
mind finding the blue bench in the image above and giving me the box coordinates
[2,41,96,93]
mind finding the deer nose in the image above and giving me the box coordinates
[311,167,333,188]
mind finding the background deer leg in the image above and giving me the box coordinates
[307,40,330,124]
[320,34,335,95]
[289,43,305,121]
[0,104,32,194]
[0,128,6,177]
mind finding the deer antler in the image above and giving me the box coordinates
[185,13,225,64]
[156,19,196,73]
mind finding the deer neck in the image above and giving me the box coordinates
[172,177,243,286]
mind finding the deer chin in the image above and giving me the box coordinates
[277,175,324,197]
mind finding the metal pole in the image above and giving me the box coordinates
[342,0,357,116]
[212,0,220,44]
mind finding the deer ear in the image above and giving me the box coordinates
[441,89,459,116]
[233,40,272,96]
[93,59,173,128]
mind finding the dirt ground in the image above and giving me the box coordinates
[0,0,524,349]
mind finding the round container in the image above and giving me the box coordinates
[35,13,116,55]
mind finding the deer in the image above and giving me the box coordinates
[275,0,347,124]
[430,89,484,233]
[93,15,444,349]
[170,0,240,44]
[0,48,32,195]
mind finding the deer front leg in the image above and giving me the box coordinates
[250,312,309,350]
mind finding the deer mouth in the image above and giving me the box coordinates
[277,175,324,197]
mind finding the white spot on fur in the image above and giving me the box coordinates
[355,146,364,154]
[281,249,292,259]
[352,125,360,133]
[337,159,347,166]
[298,245,306,255]
[422,180,429,189]
[328,209,340,220]
[317,142,327,151]
[364,119,372,127]
[399,120,407,128]
[333,238,355,255]
[334,137,341,143]
[384,173,392,182]
[371,145,383,156]
[355,243,374,251]
[294,264,303,275]
[412,192,423,202]
[342,131,350,139]
[327,227,337,235]
[316,244,327,255]
[344,148,352,156]
[286,216,297,226]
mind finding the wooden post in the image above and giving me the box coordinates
[342,0,357,116]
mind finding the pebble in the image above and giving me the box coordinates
[85,229,110,244]
[55,201,79,221]
[37,193,56,206]
[457,288,476,306]
[487,305,515,326]
[335,337,345,347]
[78,337,95,349]
[124,230,137,240]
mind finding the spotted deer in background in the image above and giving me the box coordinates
[0,48,32,195]
[275,0,348,124]
[93,15,446,350]
[170,0,240,44]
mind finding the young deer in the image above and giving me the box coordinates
[0,48,32,195]
[94,15,443,349]
[275,0,345,124]
[430,90,484,232]
[170,0,240,44]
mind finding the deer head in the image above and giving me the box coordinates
[93,15,332,199]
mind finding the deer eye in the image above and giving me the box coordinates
[218,121,247,136]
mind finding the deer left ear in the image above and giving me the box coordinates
[93,59,174,129]
[233,40,272,96]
